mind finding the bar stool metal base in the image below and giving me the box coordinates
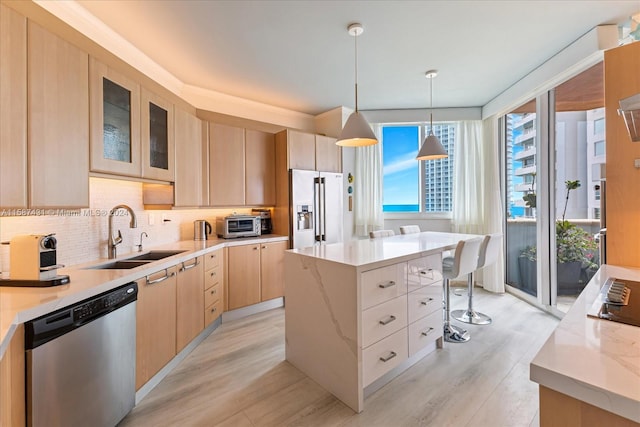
[451,308,492,325]
[443,323,470,343]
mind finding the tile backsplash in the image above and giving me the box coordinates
[0,177,254,274]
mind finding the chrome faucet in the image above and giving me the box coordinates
[108,204,137,259]
[137,232,148,252]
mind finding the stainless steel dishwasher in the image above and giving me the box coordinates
[25,282,138,427]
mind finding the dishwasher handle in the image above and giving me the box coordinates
[25,282,138,350]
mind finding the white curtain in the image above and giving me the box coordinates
[452,120,505,293]
[354,125,383,237]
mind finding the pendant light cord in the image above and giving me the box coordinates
[354,31,359,112]
[429,75,434,135]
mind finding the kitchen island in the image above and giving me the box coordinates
[284,231,479,413]
[530,264,640,426]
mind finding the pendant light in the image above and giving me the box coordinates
[416,70,447,160]
[336,23,378,147]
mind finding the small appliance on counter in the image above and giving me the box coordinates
[251,208,273,235]
[216,214,261,238]
[0,234,69,287]
[194,220,213,240]
[587,277,639,327]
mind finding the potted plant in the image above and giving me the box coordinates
[518,180,598,295]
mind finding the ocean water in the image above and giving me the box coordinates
[383,204,419,212]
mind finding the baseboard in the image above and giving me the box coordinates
[222,297,284,322]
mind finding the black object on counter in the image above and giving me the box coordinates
[0,275,70,287]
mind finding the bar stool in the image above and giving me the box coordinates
[399,225,420,234]
[442,237,483,343]
[451,233,502,325]
[369,230,395,238]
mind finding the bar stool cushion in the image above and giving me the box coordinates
[369,230,395,238]
[399,225,420,234]
[442,237,483,279]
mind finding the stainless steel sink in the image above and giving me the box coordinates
[126,250,187,261]
[85,260,152,270]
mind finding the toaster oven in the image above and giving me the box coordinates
[216,215,261,238]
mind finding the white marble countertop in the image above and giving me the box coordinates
[288,231,480,269]
[530,264,640,423]
[0,234,288,358]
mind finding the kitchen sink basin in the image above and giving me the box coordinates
[85,260,152,270]
[126,250,188,261]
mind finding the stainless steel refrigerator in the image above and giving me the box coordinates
[290,169,343,249]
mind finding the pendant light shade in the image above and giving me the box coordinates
[416,70,448,160]
[337,23,378,147]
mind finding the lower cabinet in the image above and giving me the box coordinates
[176,256,204,352]
[204,249,223,325]
[227,241,286,310]
[135,266,178,390]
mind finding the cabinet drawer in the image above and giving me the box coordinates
[204,283,221,308]
[362,295,407,348]
[362,328,408,387]
[407,255,442,292]
[408,284,441,324]
[204,265,221,291]
[204,298,222,326]
[408,310,442,357]
[361,263,407,310]
[204,250,221,271]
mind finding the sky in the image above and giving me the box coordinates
[382,126,419,206]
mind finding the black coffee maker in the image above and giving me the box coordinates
[251,208,272,235]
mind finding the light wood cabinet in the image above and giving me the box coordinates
[227,241,286,309]
[176,256,204,352]
[141,87,174,181]
[135,266,177,390]
[285,129,316,170]
[260,240,286,301]
[209,123,245,206]
[0,324,25,427]
[204,249,223,323]
[174,107,206,207]
[245,129,275,206]
[315,134,342,173]
[89,57,141,177]
[276,129,342,173]
[227,243,261,310]
[28,21,89,208]
[0,3,27,209]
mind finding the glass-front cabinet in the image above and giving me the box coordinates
[89,57,141,176]
[141,88,174,182]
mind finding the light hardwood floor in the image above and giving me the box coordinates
[119,288,559,427]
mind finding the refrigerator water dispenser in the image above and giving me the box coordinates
[297,205,313,230]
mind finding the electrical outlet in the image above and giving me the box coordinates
[148,213,155,226]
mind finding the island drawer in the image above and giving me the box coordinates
[408,310,442,357]
[362,328,408,387]
[407,254,442,292]
[361,263,407,310]
[362,295,408,347]
[408,283,441,324]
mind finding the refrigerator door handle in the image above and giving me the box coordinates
[320,177,326,241]
[314,177,322,242]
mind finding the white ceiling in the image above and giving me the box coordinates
[75,0,639,116]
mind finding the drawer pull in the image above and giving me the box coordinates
[210,271,216,277]
[253,246,258,250]
[179,259,199,272]
[379,351,397,362]
[419,269,433,275]
[378,281,396,289]
[210,253,217,259]
[421,327,435,336]
[146,269,175,285]
[262,245,266,249]
[210,289,217,295]
[379,315,396,325]
[210,307,217,313]
[420,298,435,305]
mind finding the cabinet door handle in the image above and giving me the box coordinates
[379,315,396,325]
[421,327,435,336]
[420,298,435,305]
[378,281,396,289]
[179,258,199,272]
[379,351,397,362]
[146,269,175,285]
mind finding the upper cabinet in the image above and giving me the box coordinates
[28,21,89,208]
[245,129,275,206]
[89,57,141,177]
[0,3,27,208]
[275,129,342,173]
[174,107,206,207]
[141,88,174,181]
[209,123,245,206]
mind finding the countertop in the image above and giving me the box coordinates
[530,264,640,423]
[288,231,480,269]
[0,234,288,359]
